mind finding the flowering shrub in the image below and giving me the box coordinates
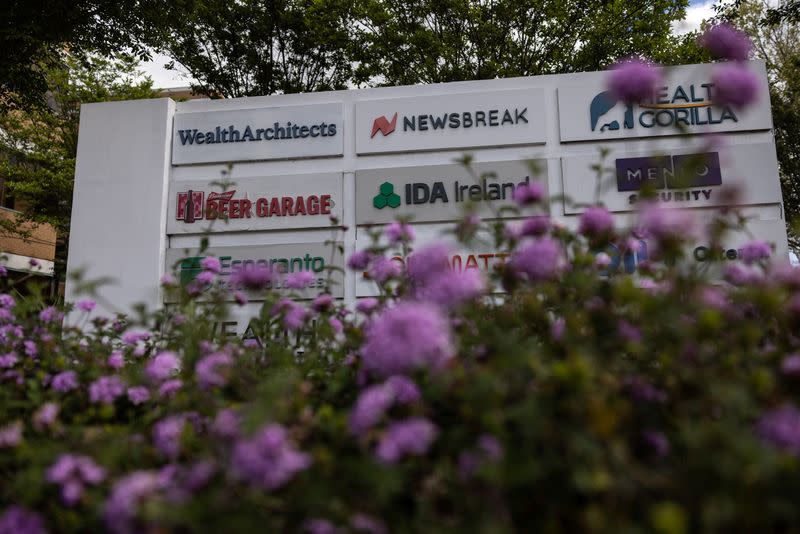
[2,26,798,534]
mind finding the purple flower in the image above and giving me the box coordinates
[23,340,37,357]
[76,299,96,313]
[153,416,186,459]
[356,298,380,315]
[89,375,126,404]
[329,317,343,335]
[698,286,728,310]
[195,352,233,389]
[104,471,161,534]
[618,320,642,343]
[107,351,125,369]
[781,355,800,376]
[0,294,15,308]
[638,203,696,241]
[408,243,484,308]
[350,514,388,534]
[361,302,453,377]
[348,250,373,271]
[513,181,545,206]
[0,422,22,448]
[33,403,59,430]
[579,206,614,236]
[510,237,564,281]
[312,294,334,312]
[304,518,340,534]
[212,409,240,440]
[194,270,215,286]
[230,264,272,290]
[232,424,311,490]
[158,379,183,398]
[200,256,222,273]
[46,454,105,505]
[756,405,800,455]
[0,266,5,277]
[368,257,402,283]
[121,330,149,345]
[349,384,395,436]
[723,263,762,286]
[0,506,46,534]
[607,57,663,104]
[146,351,181,382]
[51,370,79,392]
[29,258,40,267]
[160,273,177,286]
[385,375,421,403]
[642,430,670,458]
[234,290,248,306]
[712,63,760,109]
[0,352,17,368]
[699,23,752,61]
[376,417,438,463]
[623,376,667,404]
[384,221,415,244]
[39,306,62,323]
[127,386,150,405]
[521,215,551,236]
[739,240,771,264]
[285,271,315,289]
[458,434,503,478]
[272,298,308,330]
[551,317,566,341]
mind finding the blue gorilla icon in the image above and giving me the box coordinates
[590,91,635,132]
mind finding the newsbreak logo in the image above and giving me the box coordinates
[371,113,398,138]
[373,182,401,209]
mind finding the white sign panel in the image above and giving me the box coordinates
[558,61,772,142]
[167,173,343,234]
[355,89,548,155]
[164,242,344,301]
[561,142,781,214]
[356,159,548,225]
[172,104,344,165]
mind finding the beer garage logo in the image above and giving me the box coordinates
[615,152,722,205]
[370,176,533,210]
[590,84,738,133]
[370,107,529,138]
[176,190,333,223]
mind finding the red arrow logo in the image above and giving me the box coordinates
[371,113,398,138]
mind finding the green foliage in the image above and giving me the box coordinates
[720,0,800,249]
[356,0,700,86]
[0,56,157,271]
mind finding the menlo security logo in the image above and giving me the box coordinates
[589,83,738,133]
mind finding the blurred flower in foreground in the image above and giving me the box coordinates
[384,221,415,244]
[712,64,759,109]
[608,58,662,104]
[230,264,272,290]
[699,23,752,61]
[0,506,46,534]
[46,454,106,505]
[361,302,453,377]
[232,424,311,490]
[756,405,800,456]
[376,417,438,463]
[510,237,564,281]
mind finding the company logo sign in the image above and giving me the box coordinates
[176,189,333,223]
[177,122,337,147]
[615,152,721,205]
[371,108,529,139]
[589,84,737,133]
[370,176,532,209]
[371,113,398,138]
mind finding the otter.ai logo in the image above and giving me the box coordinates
[589,83,739,133]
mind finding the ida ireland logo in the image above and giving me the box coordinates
[373,182,401,209]
[590,83,738,133]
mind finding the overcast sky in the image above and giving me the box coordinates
[139,0,723,89]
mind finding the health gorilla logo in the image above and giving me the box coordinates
[590,91,634,132]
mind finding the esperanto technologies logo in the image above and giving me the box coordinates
[373,182,401,209]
